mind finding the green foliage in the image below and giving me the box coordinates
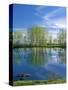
[13,32,23,45]
[12,26,66,47]
[29,26,48,45]
[13,79,66,86]
[58,29,66,45]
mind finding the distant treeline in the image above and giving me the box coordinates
[9,26,66,47]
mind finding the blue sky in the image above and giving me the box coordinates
[13,4,66,32]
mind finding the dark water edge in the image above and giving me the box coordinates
[13,45,66,48]
[13,79,66,86]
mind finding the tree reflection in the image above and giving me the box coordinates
[13,48,24,64]
[13,48,66,66]
[28,48,48,66]
[58,48,66,64]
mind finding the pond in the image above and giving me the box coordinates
[13,48,66,81]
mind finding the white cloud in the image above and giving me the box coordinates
[13,28,27,32]
[43,8,63,19]
[41,18,66,28]
[35,6,44,12]
[34,6,47,18]
[35,6,66,29]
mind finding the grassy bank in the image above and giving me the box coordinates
[13,79,66,86]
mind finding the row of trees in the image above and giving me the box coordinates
[12,26,66,46]
[57,29,66,45]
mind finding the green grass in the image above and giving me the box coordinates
[13,79,66,86]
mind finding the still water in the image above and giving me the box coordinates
[13,48,66,81]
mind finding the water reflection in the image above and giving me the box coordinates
[13,48,66,65]
[28,48,46,66]
[13,48,66,81]
[58,48,66,64]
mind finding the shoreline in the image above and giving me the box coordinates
[13,79,66,86]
